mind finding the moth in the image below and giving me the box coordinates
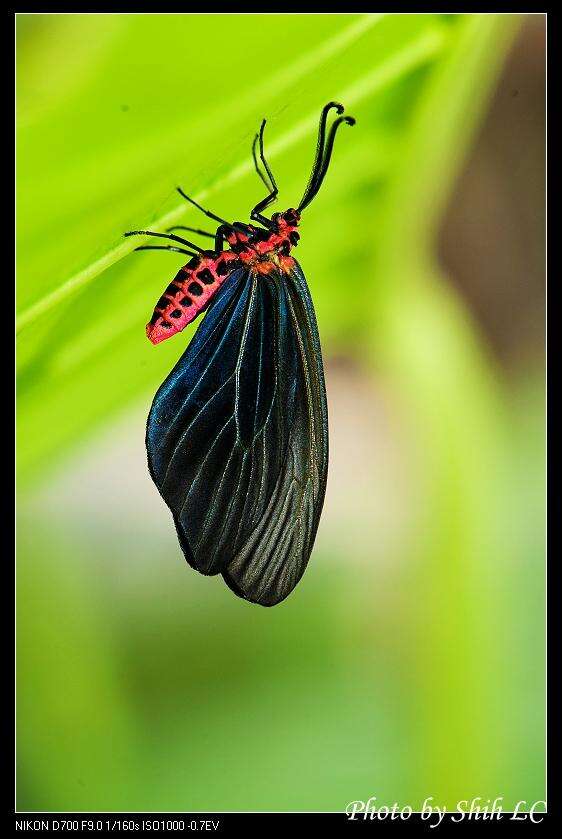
[125,102,355,605]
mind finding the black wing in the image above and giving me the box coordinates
[146,262,328,606]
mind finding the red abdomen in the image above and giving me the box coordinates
[146,252,240,345]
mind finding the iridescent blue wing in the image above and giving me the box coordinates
[146,262,328,606]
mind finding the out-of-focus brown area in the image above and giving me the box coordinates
[439,15,545,368]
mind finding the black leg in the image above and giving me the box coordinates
[167,221,251,250]
[166,225,215,239]
[257,119,278,195]
[133,245,199,257]
[173,187,262,252]
[124,229,205,253]
[252,131,272,192]
[176,187,231,227]
[214,224,233,252]
[250,119,278,226]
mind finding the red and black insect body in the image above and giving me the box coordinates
[125,102,355,606]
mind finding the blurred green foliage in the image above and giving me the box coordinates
[17,12,452,477]
[17,13,544,813]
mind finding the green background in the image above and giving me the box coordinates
[17,13,545,812]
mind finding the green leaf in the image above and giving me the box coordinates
[17,12,451,479]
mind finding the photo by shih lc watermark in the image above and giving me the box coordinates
[345,796,547,826]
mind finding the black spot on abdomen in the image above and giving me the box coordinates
[197,268,215,284]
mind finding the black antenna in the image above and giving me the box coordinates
[297,102,355,212]
[298,102,343,210]
[124,229,205,253]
